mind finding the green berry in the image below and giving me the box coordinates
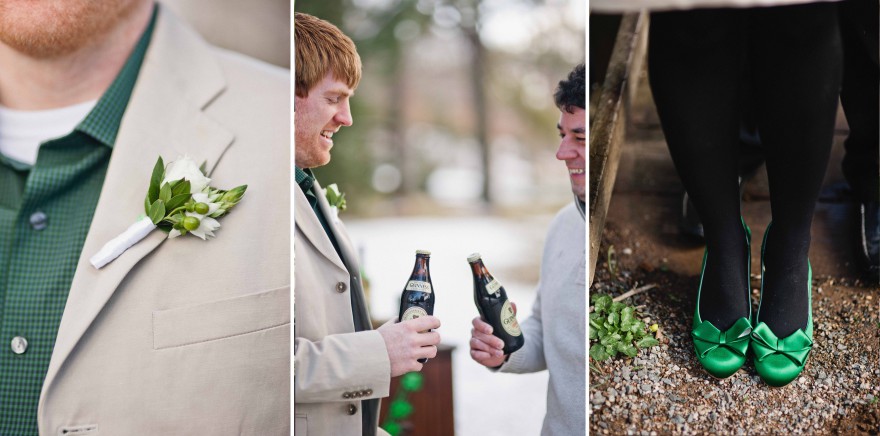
[183,216,201,231]
[194,202,209,215]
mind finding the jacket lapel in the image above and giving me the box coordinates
[312,181,361,274]
[312,181,373,329]
[41,5,234,403]
[293,186,347,272]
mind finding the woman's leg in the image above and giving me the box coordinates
[750,2,842,337]
[649,8,750,330]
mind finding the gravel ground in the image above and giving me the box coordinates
[589,223,880,435]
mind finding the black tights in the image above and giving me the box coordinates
[649,3,842,336]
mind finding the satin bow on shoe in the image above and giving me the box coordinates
[751,322,813,387]
[751,323,813,366]
[691,317,752,359]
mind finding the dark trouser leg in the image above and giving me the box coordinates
[649,9,750,330]
[839,0,879,204]
[750,2,843,336]
[838,0,879,276]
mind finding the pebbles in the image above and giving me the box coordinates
[590,264,880,434]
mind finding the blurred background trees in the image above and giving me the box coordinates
[297,0,585,216]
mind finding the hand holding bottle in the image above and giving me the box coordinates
[469,317,506,368]
[398,250,436,363]
[378,315,441,377]
[469,301,517,368]
[467,253,524,359]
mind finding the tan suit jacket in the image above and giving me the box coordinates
[294,181,391,436]
[36,6,290,435]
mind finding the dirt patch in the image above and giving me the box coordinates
[589,221,880,435]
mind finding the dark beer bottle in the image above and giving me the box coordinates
[398,250,435,363]
[468,253,524,355]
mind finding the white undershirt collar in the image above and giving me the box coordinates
[0,100,98,166]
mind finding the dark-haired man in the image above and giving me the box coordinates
[468,64,586,436]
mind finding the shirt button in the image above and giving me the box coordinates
[336,282,347,293]
[11,336,28,354]
[347,404,357,415]
[29,211,48,231]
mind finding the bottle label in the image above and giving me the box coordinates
[402,306,429,321]
[485,279,502,295]
[500,300,522,336]
[405,280,432,293]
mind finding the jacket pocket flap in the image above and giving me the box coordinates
[153,286,289,350]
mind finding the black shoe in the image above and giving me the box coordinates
[858,201,879,278]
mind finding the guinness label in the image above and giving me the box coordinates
[500,300,522,336]
[405,280,432,293]
[402,306,429,321]
[485,279,502,295]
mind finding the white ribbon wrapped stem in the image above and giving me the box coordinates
[89,217,157,269]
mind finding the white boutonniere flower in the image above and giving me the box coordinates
[325,183,346,222]
[162,156,212,193]
[89,156,247,269]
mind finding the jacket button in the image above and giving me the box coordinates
[336,282,347,293]
[347,404,358,415]
[342,392,351,399]
[365,389,373,396]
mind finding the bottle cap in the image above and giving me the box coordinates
[467,253,481,262]
[416,249,431,255]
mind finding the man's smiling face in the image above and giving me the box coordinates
[556,107,586,202]
[294,73,354,169]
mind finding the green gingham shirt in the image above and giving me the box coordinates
[0,9,155,435]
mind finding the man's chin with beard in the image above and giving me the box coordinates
[0,0,137,58]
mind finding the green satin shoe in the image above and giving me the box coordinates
[691,219,753,379]
[752,223,814,387]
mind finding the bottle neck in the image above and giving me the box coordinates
[469,259,494,282]
[410,255,431,281]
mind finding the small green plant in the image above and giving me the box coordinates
[589,293,659,361]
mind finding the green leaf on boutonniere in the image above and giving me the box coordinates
[170,179,191,197]
[148,199,165,225]
[165,193,190,214]
[148,157,164,204]
[325,183,346,211]
[159,182,172,203]
[144,155,249,240]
